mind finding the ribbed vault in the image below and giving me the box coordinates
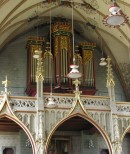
[0,0,130,100]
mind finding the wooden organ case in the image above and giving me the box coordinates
[26,36,44,96]
[51,21,72,91]
[26,20,96,96]
[78,42,96,95]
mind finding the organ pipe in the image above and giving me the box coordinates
[43,47,53,84]
[80,42,96,88]
[52,21,72,87]
[26,36,44,96]
[75,52,83,82]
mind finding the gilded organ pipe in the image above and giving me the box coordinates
[75,52,83,82]
[43,47,53,84]
[26,36,44,96]
[80,43,96,88]
[52,21,72,87]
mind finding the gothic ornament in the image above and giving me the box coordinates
[103,2,129,27]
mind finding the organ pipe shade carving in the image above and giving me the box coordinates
[80,43,96,88]
[52,22,72,86]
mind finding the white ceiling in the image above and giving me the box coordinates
[0,0,130,100]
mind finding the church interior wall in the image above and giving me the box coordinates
[0,27,126,101]
[122,134,130,154]
[49,130,108,154]
[0,131,20,154]
[0,130,32,154]
[20,130,33,154]
[0,1,130,154]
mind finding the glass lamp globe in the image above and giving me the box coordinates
[67,64,82,79]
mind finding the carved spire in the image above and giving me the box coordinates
[2,76,8,93]
[1,76,11,101]
[35,50,44,82]
[106,56,115,87]
[73,79,82,101]
[33,50,44,100]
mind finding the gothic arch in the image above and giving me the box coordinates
[121,124,130,142]
[45,112,113,154]
[0,113,36,154]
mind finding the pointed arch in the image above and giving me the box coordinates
[121,124,130,142]
[0,113,36,154]
[45,112,112,154]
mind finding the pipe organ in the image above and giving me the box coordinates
[51,21,72,88]
[26,19,96,96]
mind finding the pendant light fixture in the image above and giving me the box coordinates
[103,0,128,27]
[99,37,107,66]
[46,1,57,108]
[67,1,82,79]
[33,7,42,60]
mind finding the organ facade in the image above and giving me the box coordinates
[26,19,96,96]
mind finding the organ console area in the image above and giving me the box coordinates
[26,19,96,96]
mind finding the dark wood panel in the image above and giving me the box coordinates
[0,117,21,132]
[57,116,98,132]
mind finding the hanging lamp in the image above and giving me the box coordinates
[67,1,82,79]
[33,10,42,59]
[103,0,128,27]
[46,1,57,108]
[99,38,107,66]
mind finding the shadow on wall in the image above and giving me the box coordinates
[101,149,109,154]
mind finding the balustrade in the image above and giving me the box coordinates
[116,102,130,115]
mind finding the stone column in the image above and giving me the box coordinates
[113,115,122,154]
[34,50,45,154]
[106,57,117,153]
[36,111,45,154]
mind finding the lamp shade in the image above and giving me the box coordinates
[99,58,107,66]
[46,97,57,108]
[109,4,121,15]
[105,14,126,26]
[67,64,82,79]
[103,2,128,27]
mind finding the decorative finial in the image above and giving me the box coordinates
[106,56,115,87]
[1,76,11,99]
[2,76,9,93]
[73,79,82,101]
[33,50,44,81]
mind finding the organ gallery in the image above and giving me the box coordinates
[26,19,96,96]
[0,0,130,154]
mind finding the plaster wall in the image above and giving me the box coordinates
[0,132,20,154]
[0,27,126,101]
[52,130,108,154]
[20,130,33,154]
[122,134,130,154]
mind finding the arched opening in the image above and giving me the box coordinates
[3,148,14,154]
[0,116,35,154]
[121,125,130,154]
[46,115,112,154]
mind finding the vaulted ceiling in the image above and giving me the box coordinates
[0,0,130,100]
